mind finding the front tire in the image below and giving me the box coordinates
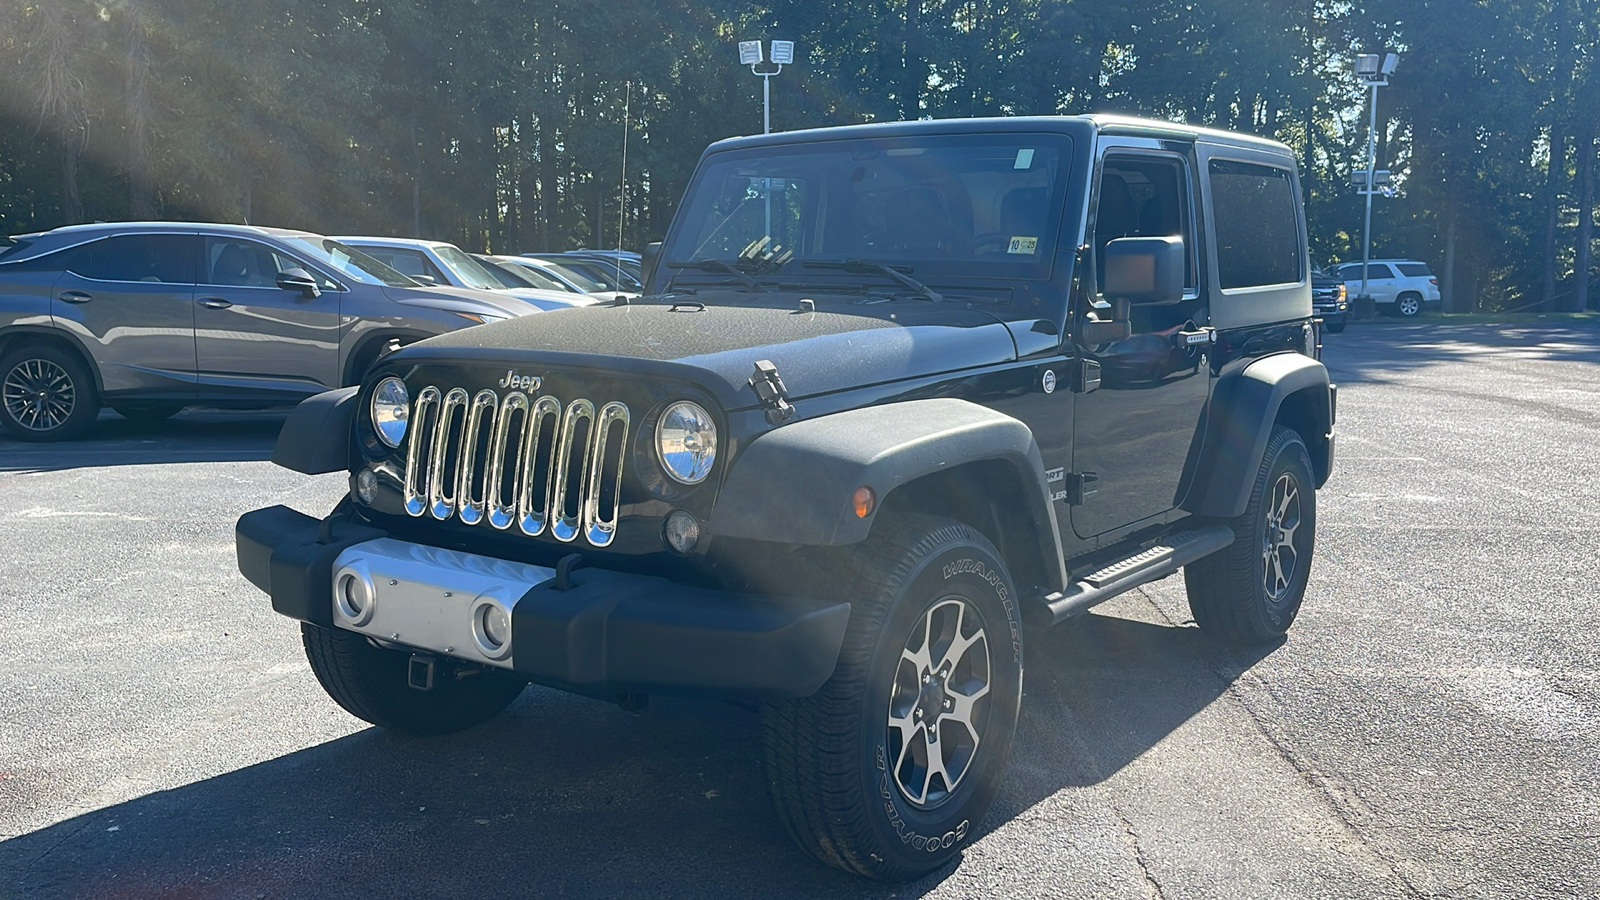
[301,623,527,735]
[1324,320,1346,334]
[0,344,100,441]
[1184,426,1317,645]
[762,515,1023,880]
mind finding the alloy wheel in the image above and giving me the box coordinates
[2,358,76,432]
[886,595,991,808]
[1261,472,1303,603]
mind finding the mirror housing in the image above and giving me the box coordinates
[1104,236,1184,305]
[641,241,663,292]
[276,267,321,298]
[411,274,438,286]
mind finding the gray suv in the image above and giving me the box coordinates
[0,222,543,440]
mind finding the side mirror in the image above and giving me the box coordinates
[1104,236,1184,305]
[411,274,437,286]
[641,241,662,292]
[276,267,321,298]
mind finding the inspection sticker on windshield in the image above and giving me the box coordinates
[1014,148,1035,169]
[1007,236,1039,254]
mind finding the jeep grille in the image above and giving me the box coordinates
[401,386,630,547]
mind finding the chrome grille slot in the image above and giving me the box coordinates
[485,392,528,530]
[400,382,630,548]
[584,402,630,547]
[516,395,562,536]
[455,390,498,526]
[403,386,442,516]
[549,399,595,543]
[427,388,470,520]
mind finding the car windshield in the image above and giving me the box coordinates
[434,244,505,291]
[477,258,539,289]
[279,237,417,287]
[540,261,608,292]
[662,133,1071,284]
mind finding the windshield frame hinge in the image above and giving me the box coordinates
[748,359,796,424]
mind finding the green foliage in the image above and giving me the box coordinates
[0,0,1594,308]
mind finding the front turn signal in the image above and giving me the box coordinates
[853,486,875,519]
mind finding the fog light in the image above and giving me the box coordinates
[471,600,513,660]
[356,468,378,504]
[663,510,701,555]
[335,571,375,626]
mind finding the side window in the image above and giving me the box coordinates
[360,248,438,281]
[85,234,197,284]
[1208,160,1301,290]
[203,237,320,289]
[1396,263,1430,278]
[1094,154,1196,294]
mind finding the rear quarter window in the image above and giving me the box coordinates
[1397,263,1433,277]
[1209,160,1301,289]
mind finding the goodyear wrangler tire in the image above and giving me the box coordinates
[1184,426,1317,645]
[301,623,527,735]
[761,514,1023,880]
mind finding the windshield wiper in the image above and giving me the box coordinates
[663,258,771,292]
[800,259,945,302]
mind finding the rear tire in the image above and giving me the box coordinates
[301,623,527,735]
[1184,426,1316,645]
[761,514,1023,880]
[0,344,100,441]
[1396,292,1423,317]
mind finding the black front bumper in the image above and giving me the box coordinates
[237,504,851,701]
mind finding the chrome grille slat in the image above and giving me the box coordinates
[403,386,442,516]
[549,399,596,543]
[401,382,628,548]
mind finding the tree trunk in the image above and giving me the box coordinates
[59,132,83,223]
[1442,215,1457,312]
[124,0,154,219]
[1575,122,1595,312]
[1540,123,1566,311]
[410,119,423,238]
[901,0,923,120]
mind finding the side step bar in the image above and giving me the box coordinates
[1028,525,1235,626]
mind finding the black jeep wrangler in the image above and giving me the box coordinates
[237,114,1334,880]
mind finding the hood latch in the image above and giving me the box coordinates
[749,359,796,425]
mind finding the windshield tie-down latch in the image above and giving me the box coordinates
[749,359,796,424]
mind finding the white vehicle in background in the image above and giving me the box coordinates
[334,236,595,311]
[488,254,636,299]
[1335,258,1441,317]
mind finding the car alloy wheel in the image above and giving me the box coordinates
[3,357,76,433]
[886,595,991,809]
[1260,472,1303,605]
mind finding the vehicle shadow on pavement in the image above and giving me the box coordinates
[0,409,284,471]
[0,612,1272,900]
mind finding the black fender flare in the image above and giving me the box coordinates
[272,386,359,475]
[1185,352,1333,519]
[708,398,1068,590]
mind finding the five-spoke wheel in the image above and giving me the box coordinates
[887,596,991,808]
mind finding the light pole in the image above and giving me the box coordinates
[739,40,793,134]
[1354,52,1398,318]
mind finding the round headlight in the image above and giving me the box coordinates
[656,401,717,485]
[371,377,409,448]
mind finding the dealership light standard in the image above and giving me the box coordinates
[1354,52,1399,316]
[739,39,793,134]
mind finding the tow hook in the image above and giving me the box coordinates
[407,653,437,691]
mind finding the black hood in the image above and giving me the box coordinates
[395,292,1018,408]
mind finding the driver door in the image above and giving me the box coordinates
[193,236,342,399]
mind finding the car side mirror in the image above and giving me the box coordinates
[411,274,437,286]
[1104,236,1184,305]
[641,241,662,291]
[276,267,321,298]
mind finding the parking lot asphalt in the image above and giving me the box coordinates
[1,322,1597,899]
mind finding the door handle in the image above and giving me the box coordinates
[57,291,92,304]
[198,298,234,309]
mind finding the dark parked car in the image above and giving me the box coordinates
[1312,266,1348,332]
[0,222,543,440]
[238,115,1334,880]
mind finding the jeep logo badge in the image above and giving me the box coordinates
[497,369,543,392]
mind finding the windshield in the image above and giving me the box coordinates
[663,133,1070,282]
[279,237,417,287]
[540,261,607,292]
[435,244,506,291]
